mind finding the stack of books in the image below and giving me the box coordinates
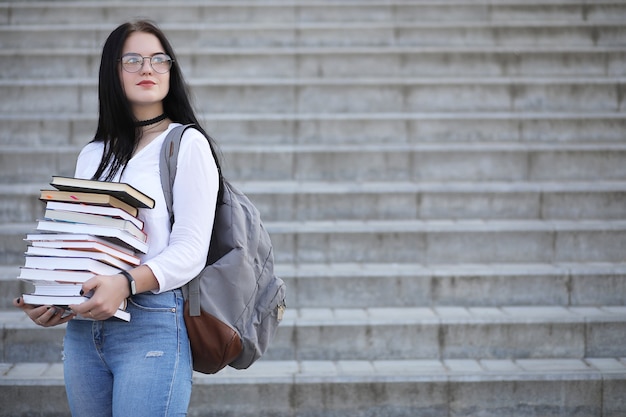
[19,176,155,321]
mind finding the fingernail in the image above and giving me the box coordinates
[79,289,84,295]
[15,297,21,304]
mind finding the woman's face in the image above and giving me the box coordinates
[119,32,170,112]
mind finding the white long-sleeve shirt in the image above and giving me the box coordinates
[74,123,219,293]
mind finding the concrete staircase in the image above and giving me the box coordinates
[1,1,626,416]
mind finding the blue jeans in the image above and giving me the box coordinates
[63,289,192,417]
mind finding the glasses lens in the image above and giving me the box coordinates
[150,54,172,73]
[121,54,143,73]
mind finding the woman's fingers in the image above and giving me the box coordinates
[14,298,74,327]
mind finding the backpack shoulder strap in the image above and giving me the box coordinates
[159,124,194,224]
[159,124,202,316]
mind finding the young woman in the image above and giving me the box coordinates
[14,20,221,416]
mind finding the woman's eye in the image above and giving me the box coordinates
[152,55,167,64]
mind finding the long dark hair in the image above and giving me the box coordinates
[92,20,222,186]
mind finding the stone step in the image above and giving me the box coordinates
[2,46,624,79]
[2,77,625,114]
[2,112,625,146]
[275,306,626,361]
[1,219,625,265]
[2,180,625,223]
[1,306,625,362]
[2,142,625,183]
[1,358,624,417]
[216,142,626,182]
[243,180,626,221]
[2,22,625,49]
[2,0,625,24]
[277,262,626,308]
[3,262,625,310]
[266,219,626,264]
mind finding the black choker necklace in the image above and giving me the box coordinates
[135,113,167,127]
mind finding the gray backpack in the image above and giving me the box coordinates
[159,125,286,374]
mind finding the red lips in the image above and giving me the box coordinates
[137,80,156,86]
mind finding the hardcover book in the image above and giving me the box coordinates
[25,246,133,271]
[21,294,130,322]
[43,208,147,243]
[23,256,122,276]
[28,283,84,296]
[44,201,143,229]
[27,236,140,266]
[18,268,97,284]
[40,190,139,217]
[26,233,137,257]
[36,220,149,254]
[50,176,155,209]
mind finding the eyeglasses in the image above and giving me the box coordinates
[119,53,173,74]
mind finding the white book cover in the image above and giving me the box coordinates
[43,209,146,242]
[36,221,148,254]
[25,246,133,271]
[21,294,130,321]
[18,268,96,283]
[26,233,136,257]
[45,200,143,228]
[29,239,140,266]
[30,283,83,296]
[23,256,122,276]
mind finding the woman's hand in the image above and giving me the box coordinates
[13,297,75,327]
[69,274,130,321]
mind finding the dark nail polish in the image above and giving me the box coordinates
[79,289,84,295]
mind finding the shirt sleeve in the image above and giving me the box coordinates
[144,128,219,293]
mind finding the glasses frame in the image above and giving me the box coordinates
[119,53,174,74]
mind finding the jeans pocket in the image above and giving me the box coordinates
[128,289,182,312]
